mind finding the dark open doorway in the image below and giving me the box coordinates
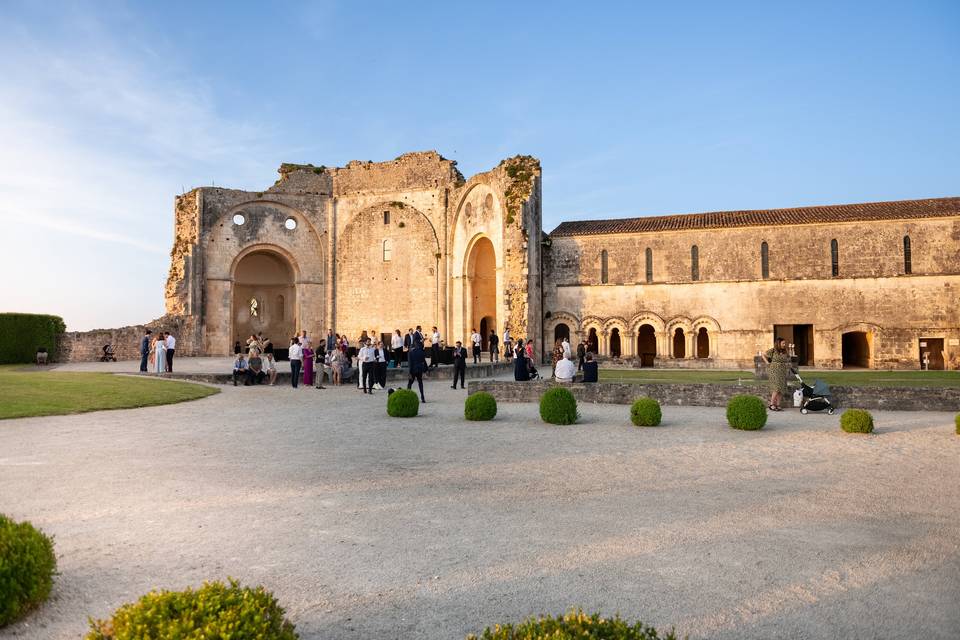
[774,324,814,366]
[610,328,621,358]
[841,331,870,368]
[588,328,599,354]
[919,338,945,370]
[637,325,656,367]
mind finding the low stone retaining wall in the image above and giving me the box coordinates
[169,361,511,386]
[59,315,200,362]
[467,380,960,412]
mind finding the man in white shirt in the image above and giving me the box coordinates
[288,338,303,388]
[470,329,482,364]
[165,332,177,373]
[554,355,576,382]
[359,340,376,394]
[562,337,572,360]
[430,326,442,369]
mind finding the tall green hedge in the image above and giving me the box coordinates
[0,314,66,364]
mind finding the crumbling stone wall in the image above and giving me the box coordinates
[58,315,200,362]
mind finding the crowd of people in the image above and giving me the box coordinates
[137,323,603,392]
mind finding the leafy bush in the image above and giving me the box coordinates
[630,397,662,427]
[0,313,66,364]
[539,387,578,425]
[85,579,298,640]
[0,514,57,627]
[467,609,676,640]
[726,394,767,430]
[387,388,419,417]
[465,392,497,421]
[841,409,874,434]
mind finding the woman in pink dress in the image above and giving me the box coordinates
[302,344,315,386]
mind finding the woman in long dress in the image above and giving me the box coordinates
[764,338,790,411]
[302,344,315,386]
[154,335,167,374]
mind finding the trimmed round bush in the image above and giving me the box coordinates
[630,397,662,427]
[467,609,676,640]
[85,579,298,640]
[0,514,57,627]
[465,392,497,421]
[386,388,419,417]
[726,394,767,430]
[841,408,874,434]
[539,387,578,425]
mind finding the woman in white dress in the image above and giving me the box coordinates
[154,334,167,374]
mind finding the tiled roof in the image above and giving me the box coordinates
[549,197,960,237]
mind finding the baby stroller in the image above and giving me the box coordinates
[100,344,116,362]
[794,371,835,414]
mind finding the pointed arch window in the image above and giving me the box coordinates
[645,248,653,283]
[600,250,609,283]
[761,241,770,279]
[691,245,699,281]
[383,239,392,262]
[830,239,839,277]
[903,235,912,274]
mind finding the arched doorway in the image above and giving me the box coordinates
[696,327,710,358]
[842,331,871,368]
[467,237,496,347]
[480,315,495,351]
[233,250,296,345]
[610,328,622,358]
[554,323,570,345]
[637,324,656,367]
[673,328,686,358]
[587,328,599,354]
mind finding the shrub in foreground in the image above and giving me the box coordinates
[840,409,874,434]
[85,579,298,640]
[539,387,578,425]
[467,609,676,640]
[630,397,662,427]
[387,388,419,417]
[0,514,57,627]
[726,394,767,430]
[465,392,497,421]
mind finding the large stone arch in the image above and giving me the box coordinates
[450,183,505,343]
[230,245,298,347]
[692,316,721,360]
[546,311,580,353]
[203,202,325,354]
[337,202,440,341]
[666,316,694,359]
[602,316,629,358]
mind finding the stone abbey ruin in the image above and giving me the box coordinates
[60,151,960,369]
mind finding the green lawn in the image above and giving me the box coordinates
[0,367,219,419]
[599,368,960,388]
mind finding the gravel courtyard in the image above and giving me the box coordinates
[1,378,958,639]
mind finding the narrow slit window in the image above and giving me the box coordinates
[691,245,699,281]
[383,210,390,224]
[903,235,912,274]
[600,250,609,283]
[383,239,392,262]
[645,248,653,283]
[830,239,839,277]
[761,241,769,279]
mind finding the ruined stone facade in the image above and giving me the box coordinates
[162,151,543,356]
[65,151,958,371]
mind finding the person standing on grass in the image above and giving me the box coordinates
[407,342,428,403]
[471,328,482,364]
[289,337,303,388]
[165,331,176,373]
[139,329,152,372]
[451,340,467,389]
[488,329,499,363]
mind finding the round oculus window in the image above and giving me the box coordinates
[232,213,245,225]
[284,217,297,230]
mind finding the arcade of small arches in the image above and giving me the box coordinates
[547,313,719,366]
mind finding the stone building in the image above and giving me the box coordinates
[60,150,958,370]
[544,197,960,370]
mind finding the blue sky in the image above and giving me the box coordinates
[2,1,957,330]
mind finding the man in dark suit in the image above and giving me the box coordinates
[406,343,428,402]
[374,340,389,388]
[451,340,467,389]
[139,329,152,372]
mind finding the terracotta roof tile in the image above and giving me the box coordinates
[549,197,960,237]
